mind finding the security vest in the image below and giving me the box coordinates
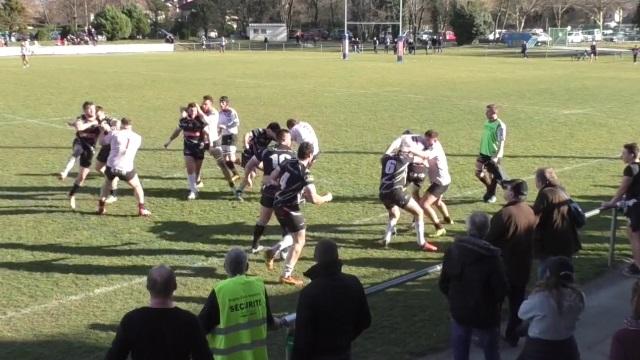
[208,275,268,360]
[479,119,504,157]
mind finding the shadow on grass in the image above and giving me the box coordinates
[0,242,225,258]
[0,338,108,360]
[88,323,118,333]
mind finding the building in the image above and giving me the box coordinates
[247,23,287,42]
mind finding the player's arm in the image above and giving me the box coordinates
[303,184,332,205]
[494,123,506,161]
[164,127,182,148]
[243,131,253,150]
[70,118,95,131]
[603,176,633,208]
[244,156,260,176]
[265,167,281,187]
[384,136,402,155]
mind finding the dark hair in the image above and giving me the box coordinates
[187,102,198,108]
[314,240,339,263]
[425,129,438,138]
[533,257,583,315]
[82,101,94,110]
[486,104,497,112]
[286,118,299,129]
[219,96,229,102]
[95,105,104,112]
[535,167,561,188]
[202,95,214,102]
[276,129,289,143]
[624,143,639,158]
[120,117,131,127]
[267,122,281,132]
[297,141,314,160]
[146,265,177,299]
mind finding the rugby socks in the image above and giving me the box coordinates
[384,218,399,242]
[282,257,294,278]
[62,156,77,177]
[273,234,294,258]
[415,219,426,246]
[187,174,197,193]
[225,161,238,176]
[252,224,266,249]
[69,183,81,197]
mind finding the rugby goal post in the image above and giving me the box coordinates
[549,27,569,47]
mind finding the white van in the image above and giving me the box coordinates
[582,29,602,42]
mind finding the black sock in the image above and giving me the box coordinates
[225,161,237,173]
[252,225,266,249]
[69,183,80,196]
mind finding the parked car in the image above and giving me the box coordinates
[50,31,61,40]
[419,31,433,41]
[330,29,353,40]
[443,30,456,42]
[582,29,602,42]
[532,32,550,45]
[568,31,583,43]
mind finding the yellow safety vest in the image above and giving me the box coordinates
[208,275,268,360]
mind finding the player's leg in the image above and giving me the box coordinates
[381,205,400,247]
[194,158,204,188]
[127,173,151,216]
[184,155,198,199]
[280,228,305,286]
[420,190,445,236]
[435,195,453,224]
[60,140,83,180]
[211,146,235,189]
[405,198,437,251]
[265,231,294,271]
[97,170,115,215]
[68,149,93,210]
[251,205,274,252]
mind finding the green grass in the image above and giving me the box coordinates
[0,50,638,359]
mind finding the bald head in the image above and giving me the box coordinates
[224,248,248,277]
[146,265,177,299]
[314,240,339,264]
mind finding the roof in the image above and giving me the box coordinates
[248,23,286,27]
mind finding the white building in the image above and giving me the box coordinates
[247,23,287,42]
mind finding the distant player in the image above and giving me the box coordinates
[20,39,30,68]
[97,118,150,216]
[66,101,101,210]
[218,96,241,184]
[269,142,332,286]
[244,129,295,255]
[419,130,453,237]
[379,148,437,252]
[590,41,598,62]
[235,122,281,200]
[94,106,120,203]
[164,102,209,200]
[476,104,508,203]
[286,118,320,165]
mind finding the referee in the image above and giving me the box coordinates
[475,104,508,203]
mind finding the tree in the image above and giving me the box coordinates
[93,5,132,40]
[513,0,541,31]
[450,1,493,45]
[0,0,28,33]
[635,0,640,28]
[146,0,168,37]
[545,0,577,27]
[579,0,626,32]
[122,4,150,38]
[188,0,220,37]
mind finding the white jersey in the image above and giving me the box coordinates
[385,134,427,164]
[20,41,30,56]
[218,107,239,135]
[425,141,451,186]
[202,108,219,142]
[290,121,319,155]
[105,128,142,172]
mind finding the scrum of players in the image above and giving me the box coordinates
[56,95,478,285]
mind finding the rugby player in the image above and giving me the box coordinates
[66,101,101,210]
[286,119,320,166]
[164,102,210,200]
[59,101,98,181]
[235,122,281,200]
[268,142,332,286]
[379,147,437,251]
[244,129,295,255]
[385,131,429,202]
[97,118,150,216]
[218,96,241,183]
[475,104,508,203]
[94,106,120,204]
[20,39,31,68]
[196,95,220,188]
[419,130,453,237]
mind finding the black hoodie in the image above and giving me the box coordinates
[439,236,509,329]
[292,260,371,360]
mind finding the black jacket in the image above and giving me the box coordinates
[292,260,371,360]
[439,236,509,329]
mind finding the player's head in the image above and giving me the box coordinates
[425,129,439,146]
[110,118,121,131]
[219,96,229,110]
[297,141,314,161]
[276,129,291,147]
[146,265,177,300]
[120,117,132,129]
[485,104,498,120]
[286,118,299,129]
[266,122,281,138]
[622,143,640,164]
[202,95,214,110]
[95,105,105,120]
[402,129,412,135]
[82,101,96,118]
[186,102,198,118]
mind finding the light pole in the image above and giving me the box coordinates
[343,0,349,60]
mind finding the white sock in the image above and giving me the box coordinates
[415,219,425,246]
[62,156,77,175]
[187,174,197,193]
[273,234,294,258]
[384,218,398,242]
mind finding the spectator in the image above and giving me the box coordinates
[485,179,537,347]
[590,41,597,62]
[384,36,390,54]
[517,256,585,360]
[373,37,379,53]
[521,41,528,59]
[532,167,581,277]
[610,280,640,360]
[292,239,371,360]
[198,248,280,359]
[439,212,509,360]
[602,143,640,277]
[632,45,639,65]
[105,265,212,360]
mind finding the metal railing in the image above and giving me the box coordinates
[282,206,620,328]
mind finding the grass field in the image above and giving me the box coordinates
[0,49,639,359]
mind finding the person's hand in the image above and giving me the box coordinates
[163,141,171,149]
[491,156,500,164]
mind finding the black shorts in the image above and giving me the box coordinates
[627,202,640,233]
[407,163,427,187]
[260,185,278,208]
[275,204,306,233]
[96,145,111,164]
[241,149,253,168]
[183,141,205,160]
[105,166,137,181]
[379,190,411,210]
[73,138,95,168]
[476,154,493,165]
[427,183,449,197]
[221,134,237,147]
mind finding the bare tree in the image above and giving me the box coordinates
[545,0,577,27]
[578,0,627,32]
[512,0,541,31]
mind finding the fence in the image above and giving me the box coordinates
[174,40,434,54]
